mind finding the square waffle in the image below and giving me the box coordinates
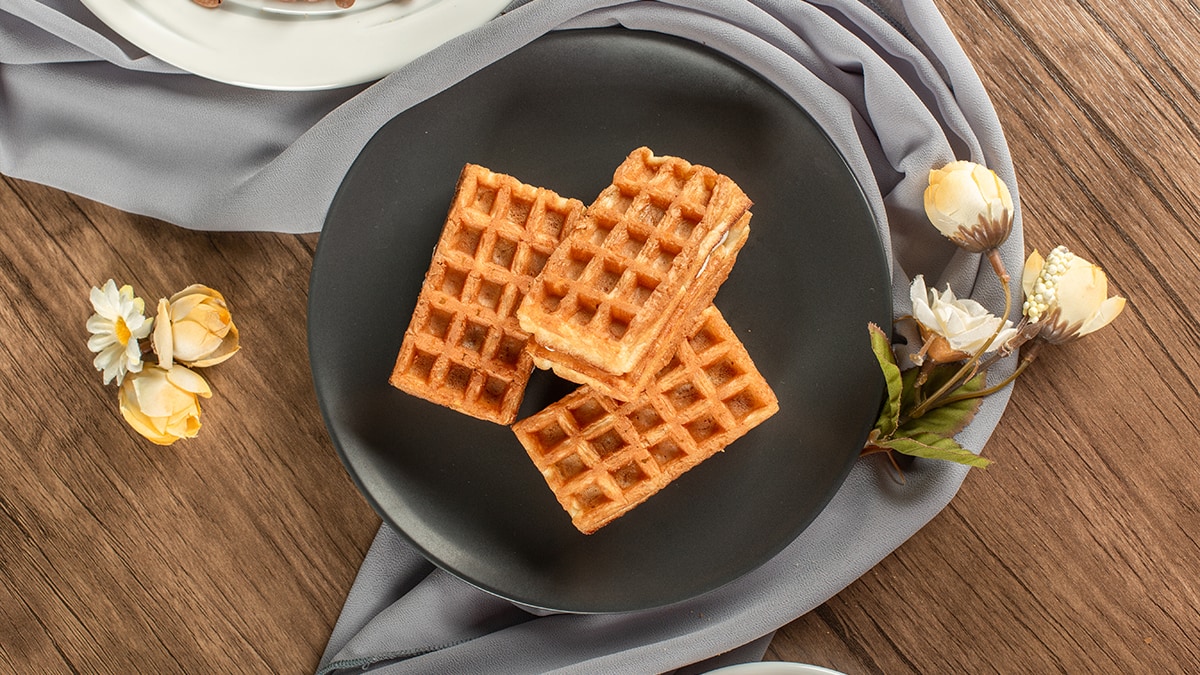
[516,147,752,376]
[511,306,779,533]
[527,212,751,401]
[390,164,585,424]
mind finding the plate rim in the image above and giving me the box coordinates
[79,0,509,91]
[307,27,891,613]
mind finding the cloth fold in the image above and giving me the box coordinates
[1,0,1022,672]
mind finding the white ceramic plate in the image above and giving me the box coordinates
[705,663,847,675]
[80,0,510,90]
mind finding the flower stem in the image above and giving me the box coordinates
[935,341,1042,407]
[859,446,908,483]
[974,319,1040,373]
[908,253,1012,419]
[987,248,1010,284]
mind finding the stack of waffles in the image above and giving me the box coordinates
[391,148,779,533]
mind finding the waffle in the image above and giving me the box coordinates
[527,212,751,400]
[517,147,752,376]
[390,164,585,424]
[512,306,779,533]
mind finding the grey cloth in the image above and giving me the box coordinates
[1,0,1023,673]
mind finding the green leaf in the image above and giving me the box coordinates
[876,432,993,469]
[868,323,903,438]
[900,369,987,439]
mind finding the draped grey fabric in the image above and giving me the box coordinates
[0,1,1022,672]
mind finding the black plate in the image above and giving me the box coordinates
[308,28,889,613]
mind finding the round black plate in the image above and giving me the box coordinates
[308,28,889,613]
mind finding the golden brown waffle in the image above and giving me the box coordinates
[527,212,751,401]
[517,147,752,376]
[390,164,585,424]
[512,306,779,533]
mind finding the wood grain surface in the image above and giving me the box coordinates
[2,0,1198,673]
[768,0,1200,671]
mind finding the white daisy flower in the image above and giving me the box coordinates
[86,280,154,385]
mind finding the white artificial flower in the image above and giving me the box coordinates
[86,280,153,385]
[910,275,1019,364]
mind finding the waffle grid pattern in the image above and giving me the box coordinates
[390,165,584,424]
[518,147,751,375]
[512,306,779,533]
[527,212,751,400]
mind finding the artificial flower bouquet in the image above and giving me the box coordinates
[865,160,1126,471]
[86,281,240,445]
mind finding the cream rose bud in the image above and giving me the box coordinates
[158,284,240,367]
[924,160,1014,252]
[1022,246,1126,344]
[118,364,212,446]
[910,275,1018,364]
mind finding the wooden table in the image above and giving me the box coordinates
[2,0,1197,672]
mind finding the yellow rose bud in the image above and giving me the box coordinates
[154,284,240,368]
[118,364,212,446]
[924,160,1014,252]
[1021,246,1125,343]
